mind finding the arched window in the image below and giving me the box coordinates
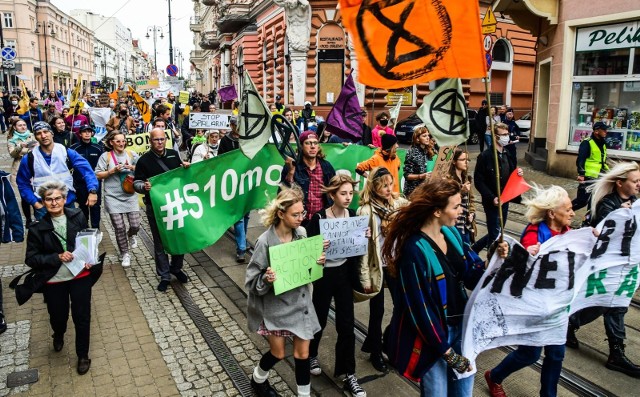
[492,39,511,63]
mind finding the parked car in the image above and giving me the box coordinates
[395,110,479,145]
[515,112,532,140]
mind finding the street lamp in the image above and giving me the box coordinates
[145,26,164,73]
[34,21,55,94]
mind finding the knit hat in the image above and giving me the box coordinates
[229,116,238,125]
[32,121,52,132]
[299,131,318,144]
[381,134,398,151]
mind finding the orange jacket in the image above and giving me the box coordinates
[355,150,401,193]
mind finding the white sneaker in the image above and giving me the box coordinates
[129,236,138,249]
[121,253,131,267]
[309,356,321,376]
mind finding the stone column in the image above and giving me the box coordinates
[290,52,307,106]
[223,46,232,86]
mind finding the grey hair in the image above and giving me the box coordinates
[588,162,640,220]
[37,180,68,200]
[522,184,570,225]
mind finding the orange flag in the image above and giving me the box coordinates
[339,0,486,89]
[128,87,152,123]
[500,169,531,204]
[109,89,119,101]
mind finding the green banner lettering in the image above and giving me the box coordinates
[615,266,639,298]
[585,270,608,297]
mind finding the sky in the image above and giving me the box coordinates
[52,0,195,76]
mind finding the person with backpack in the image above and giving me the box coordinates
[16,121,99,221]
[95,132,140,268]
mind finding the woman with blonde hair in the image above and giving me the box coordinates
[403,126,436,197]
[7,118,36,225]
[356,166,407,372]
[246,186,327,397]
[485,184,574,397]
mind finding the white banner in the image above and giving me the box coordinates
[188,112,232,130]
[87,107,112,142]
[460,203,640,378]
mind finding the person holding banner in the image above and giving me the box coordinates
[381,179,488,396]
[568,162,640,377]
[95,132,140,268]
[304,174,367,397]
[245,187,326,397]
[403,126,436,197]
[485,185,575,397]
[448,148,476,245]
[133,128,190,292]
[356,167,407,373]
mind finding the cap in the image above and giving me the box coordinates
[381,133,398,151]
[229,116,238,125]
[299,131,318,144]
[593,121,610,131]
[32,121,52,132]
[78,124,94,133]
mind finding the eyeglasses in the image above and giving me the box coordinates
[291,211,307,219]
[152,138,166,142]
[304,141,319,147]
[44,196,64,204]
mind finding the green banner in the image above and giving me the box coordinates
[149,144,406,254]
[270,235,324,295]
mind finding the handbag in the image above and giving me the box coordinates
[108,151,135,194]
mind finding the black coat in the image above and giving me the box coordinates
[11,208,102,305]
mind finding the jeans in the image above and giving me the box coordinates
[484,133,493,150]
[309,264,356,377]
[146,206,184,281]
[234,214,250,255]
[473,203,509,252]
[42,276,93,358]
[570,306,628,342]
[420,324,474,397]
[490,344,565,397]
[76,183,102,229]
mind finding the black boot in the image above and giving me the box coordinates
[566,326,579,349]
[606,342,640,378]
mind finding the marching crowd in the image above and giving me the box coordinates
[0,89,638,397]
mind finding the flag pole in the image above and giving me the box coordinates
[483,76,505,243]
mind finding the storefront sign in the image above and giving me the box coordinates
[318,24,345,50]
[576,20,640,52]
[385,92,412,106]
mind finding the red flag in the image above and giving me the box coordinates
[500,169,531,203]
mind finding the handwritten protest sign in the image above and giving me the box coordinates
[179,91,190,104]
[431,145,456,179]
[319,216,368,260]
[126,131,173,155]
[269,235,324,295]
[189,112,232,130]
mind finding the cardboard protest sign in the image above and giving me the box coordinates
[125,131,173,155]
[319,216,368,260]
[189,112,232,130]
[269,235,324,295]
[430,145,456,179]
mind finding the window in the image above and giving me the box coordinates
[318,49,344,105]
[574,49,630,76]
[492,39,510,63]
[3,13,13,28]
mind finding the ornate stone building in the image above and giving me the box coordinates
[189,0,536,123]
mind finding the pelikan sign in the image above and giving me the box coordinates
[576,20,640,52]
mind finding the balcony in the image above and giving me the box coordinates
[190,16,203,32]
[202,0,216,6]
[216,0,252,34]
[199,31,220,50]
[190,50,205,63]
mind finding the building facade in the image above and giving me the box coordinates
[496,0,640,177]
[189,0,536,125]
[0,0,96,94]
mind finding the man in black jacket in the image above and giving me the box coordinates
[568,163,640,377]
[473,123,521,252]
[218,116,239,154]
[476,100,488,152]
[133,128,190,292]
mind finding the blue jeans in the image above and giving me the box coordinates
[234,214,250,255]
[484,134,493,150]
[473,203,509,252]
[490,344,565,397]
[420,325,474,397]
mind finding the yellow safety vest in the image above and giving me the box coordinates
[585,138,607,178]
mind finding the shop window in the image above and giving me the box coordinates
[634,48,640,74]
[318,49,344,105]
[574,49,630,76]
[492,39,510,63]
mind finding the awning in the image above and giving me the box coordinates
[492,0,558,34]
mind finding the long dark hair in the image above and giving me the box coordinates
[447,147,470,184]
[382,178,461,277]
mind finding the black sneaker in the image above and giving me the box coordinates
[236,253,246,263]
[250,377,279,397]
[173,270,189,283]
[157,280,170,292]
[344,374,366,397]
[310,356,321,375]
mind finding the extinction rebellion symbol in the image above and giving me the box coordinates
[429,88,468,136]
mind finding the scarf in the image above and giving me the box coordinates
[371,198,396,236]
[9,130,32,145]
